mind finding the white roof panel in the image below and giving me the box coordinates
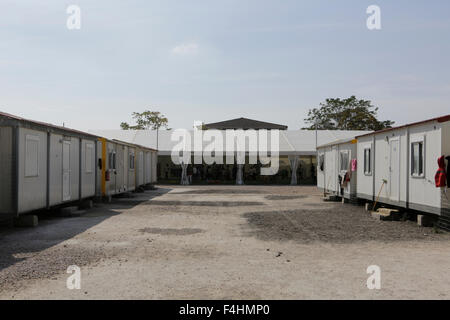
[89,129,371,155]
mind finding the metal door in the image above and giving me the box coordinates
[107,143,116,195]
[62,141,71,201]
[138,151,144,186]
[123,147,128,190]
[389,139,400,201]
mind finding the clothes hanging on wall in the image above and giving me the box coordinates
[341,171,351,188]
[435,155,446,188]
[351,159,357,172]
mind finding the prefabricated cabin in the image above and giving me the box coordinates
[96,138,157,197]
[356,115,450,217]
[317,138,358,201]
[134,144,157,187]
[0,112,98,218]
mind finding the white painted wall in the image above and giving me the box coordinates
[408,122,441,211]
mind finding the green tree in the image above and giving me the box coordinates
[303,96,394,131]
[120,111,169,130]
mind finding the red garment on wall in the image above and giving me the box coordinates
[351,159,357,172]
[435,155,447,188]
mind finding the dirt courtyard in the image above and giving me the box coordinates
[1,185,450,299]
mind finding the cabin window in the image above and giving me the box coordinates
[411,141,424,177]
[318,154,325,172]
[364,148,371,175]
[85,143,94,173]
[129,153,135,170]
[339,151,349,171]
[25,135,39,177]
[108,151,116,170]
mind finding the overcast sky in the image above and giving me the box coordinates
[1,0,449,131]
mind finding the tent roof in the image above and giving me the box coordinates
[316,137,358,149]
[90,129,371,156]
[204,117,288,130]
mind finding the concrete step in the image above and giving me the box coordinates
[377,208,400,215]
[417,214,437,227]
[371,208,401,221]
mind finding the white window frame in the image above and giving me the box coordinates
[129,153,135,170]
[339,150,349,172]
[318,153,325,172]
[108,150,117,170]
[410,136,425,178]
[25,134,40,177]
[363,146,372,176]
[85,143,94,174]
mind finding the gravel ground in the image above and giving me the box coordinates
[0,185,449,299]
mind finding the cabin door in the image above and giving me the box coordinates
[139,151,144,185]
[62,141,71,201]
[115,145,124,193]
[389,139,400,201]
[123,147,128,190]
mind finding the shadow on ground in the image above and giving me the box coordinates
[242,204,450,244]
[0,188,171,280]
[264,195,307,200]
[172,189,267,195]
[125,200,265,207]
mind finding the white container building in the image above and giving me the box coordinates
[0,112,98,218]
[96,138,157,198]
[356,115,450,218]
[317,138,359,201]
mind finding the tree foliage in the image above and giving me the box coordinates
[303,96,394,131]
[120,111,169,130]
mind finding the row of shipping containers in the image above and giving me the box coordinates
[0,112,157,221]
[317,114,450,221]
